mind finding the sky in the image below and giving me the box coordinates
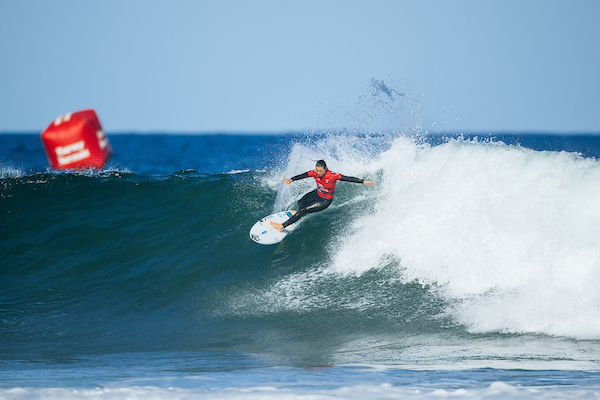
[1,0,599,134]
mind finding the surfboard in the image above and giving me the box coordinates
[249,211,298,245]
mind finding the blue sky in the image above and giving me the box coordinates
[1,0,599,134]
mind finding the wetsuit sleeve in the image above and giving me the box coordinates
[340,175,364,183]
[291,172,310,181]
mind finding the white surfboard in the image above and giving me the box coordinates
[249,211,298,245]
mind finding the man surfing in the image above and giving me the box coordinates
[270,160,375,232]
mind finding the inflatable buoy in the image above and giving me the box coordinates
[40,109,113,170]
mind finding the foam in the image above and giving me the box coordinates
[331,136,600,339]
[1,382,597,400]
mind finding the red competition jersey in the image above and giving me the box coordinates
[308,170,343,200]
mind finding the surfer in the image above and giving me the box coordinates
[270,160,375,232]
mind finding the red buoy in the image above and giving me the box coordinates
[40,109,113,170]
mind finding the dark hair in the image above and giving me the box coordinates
[316,160,327,170]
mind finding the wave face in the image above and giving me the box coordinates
[2,133,600,371]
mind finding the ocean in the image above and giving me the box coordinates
[1,131,600,399]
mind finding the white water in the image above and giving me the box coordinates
[330,136,600,339]
[3,382,598,400]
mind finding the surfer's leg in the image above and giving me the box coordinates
[297,190,319,209]
[282,208,308,228]
[269,210,299,232]
[304,199,332,214]
[280,190,320,228]
[272,190,331,231]
[282,197,332,228]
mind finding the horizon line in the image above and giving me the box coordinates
[1,129,600,136]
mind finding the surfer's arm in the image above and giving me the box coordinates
[340,175,376,186]
[292,172,310,181]
[283,172,310,184]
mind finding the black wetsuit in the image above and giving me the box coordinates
[282,170,365,228]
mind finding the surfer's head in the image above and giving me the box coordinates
[315,160,328,178]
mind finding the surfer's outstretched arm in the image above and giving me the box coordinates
[340,175,376,186]
[283,172,309,185]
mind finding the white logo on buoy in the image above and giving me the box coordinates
[55,140,91,166]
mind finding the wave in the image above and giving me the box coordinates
[326,136,600,339]
[3,133,600,361]
[222,134,600,341]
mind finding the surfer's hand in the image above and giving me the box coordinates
[364,181,375,186]
[283,177,293,184]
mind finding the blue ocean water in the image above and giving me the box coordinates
[1,132,600,399]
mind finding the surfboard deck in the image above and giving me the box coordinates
[249,211,298,245]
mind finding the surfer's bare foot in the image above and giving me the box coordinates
[270,221,284,232]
